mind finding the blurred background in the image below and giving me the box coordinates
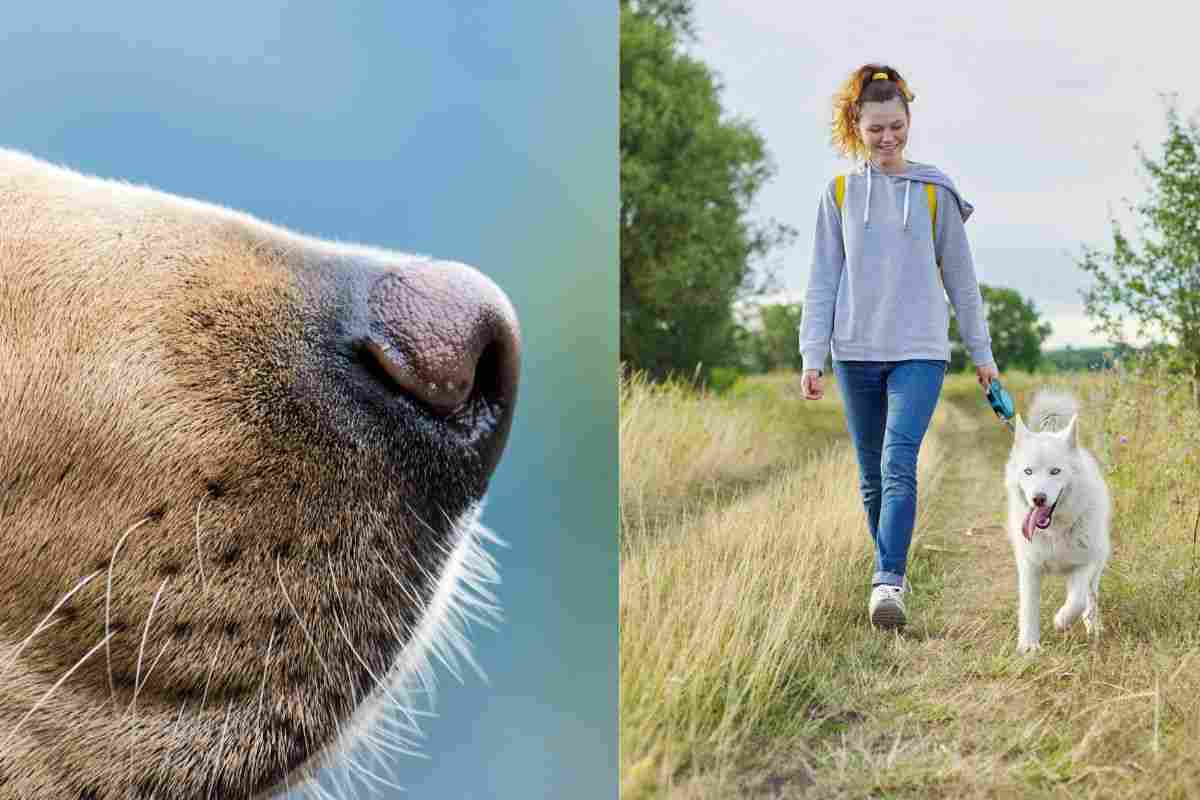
[0,2,616,798]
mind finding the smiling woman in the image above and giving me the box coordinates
[798,63,999,630]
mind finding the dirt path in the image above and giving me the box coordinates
[747,389,1052,799]
[913,390,1017,627]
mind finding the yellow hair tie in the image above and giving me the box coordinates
[872,72,890,80]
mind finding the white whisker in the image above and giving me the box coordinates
[347,755,405,792]
[123,575,170,795]
[276,555,335,684]
[130,576,170,715]
[0,632,113,755]
[1,569,101,679]
[323,557,411,716]
[205,703,234,800]
[306,780,339,800]
[136,639,172,699]
[362,729,424,759]
[200,637,224,711]
[106,516,153,701]
[194,494,208,593]
[256,625,277,723]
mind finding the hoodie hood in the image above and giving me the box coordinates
[858,160,974,228]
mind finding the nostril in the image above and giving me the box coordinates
[472,339,505,409]
[1033,493,1047,507]
[363,338,475,414]
[363,263,521,421]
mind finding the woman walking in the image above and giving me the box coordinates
[798,64,999,629]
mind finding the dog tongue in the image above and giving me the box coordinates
[1022,505,1054,540]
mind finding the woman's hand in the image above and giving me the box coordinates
[801,369,824,400]
[976,362,1000,392]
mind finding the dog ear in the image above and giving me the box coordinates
[1062,413,1079,449]
[1013,413,1029,441]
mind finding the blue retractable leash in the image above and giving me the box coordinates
[986,378,1016,432]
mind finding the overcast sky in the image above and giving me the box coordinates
[689,0,1197,348]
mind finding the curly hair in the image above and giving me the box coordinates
[830,64,916,161]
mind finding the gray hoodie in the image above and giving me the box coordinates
[798,160,995,373]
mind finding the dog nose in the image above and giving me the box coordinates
[365,263,520,415]
[1032,493,1047,507]
[361,261,521,469]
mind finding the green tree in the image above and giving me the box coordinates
[742,302,803,373]
[619,0,793,381]
[948,284,1052,372]
[1043,345,1138,373]
[1078,96,1200,405]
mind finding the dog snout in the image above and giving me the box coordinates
[1032,492,1047,507]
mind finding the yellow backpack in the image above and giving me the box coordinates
[835,174,944,285]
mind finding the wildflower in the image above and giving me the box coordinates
[1119,435,1128,444]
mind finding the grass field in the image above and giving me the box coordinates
[620,364,1200,798]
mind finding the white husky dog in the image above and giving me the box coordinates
[1004,389,1112,653]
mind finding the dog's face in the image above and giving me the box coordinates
[0,150,520,798]
[1006,414,1079,537]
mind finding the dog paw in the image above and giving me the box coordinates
[1016,640,1042,654]
[1054,609,1071,632]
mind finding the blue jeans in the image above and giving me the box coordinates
[832,359,946,587]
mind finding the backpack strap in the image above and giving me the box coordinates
[927,183,944,289]
[926,183,937,241]
[834,174,846,212]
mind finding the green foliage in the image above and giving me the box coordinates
[948,284,1052,372]
[739,302,803,374]
[707,366,742,394]
[619,0,794,381]
[1041,345,1144,372]
[620,0,697,38]
[1078,96,1200,404]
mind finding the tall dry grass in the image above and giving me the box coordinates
[623,360,1200,800]
[619,370,845,536]
[620,369,947,797]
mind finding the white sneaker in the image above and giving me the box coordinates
[869,584,907,629]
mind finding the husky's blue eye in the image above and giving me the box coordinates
[1024,468,1033,475]
[1050,467,1061,475]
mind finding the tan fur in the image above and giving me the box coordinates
[0,149,513,798]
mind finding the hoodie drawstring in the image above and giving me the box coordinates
[864,161,912,231]
[903,178,911,231]
[863,161,872,227]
